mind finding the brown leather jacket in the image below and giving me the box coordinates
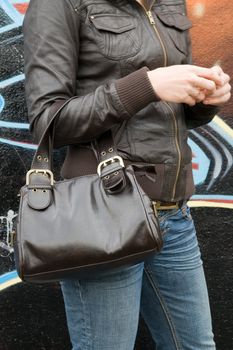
[23,0,219,201]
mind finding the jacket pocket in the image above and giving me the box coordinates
[156,11,192,55]
[89,14,141,59]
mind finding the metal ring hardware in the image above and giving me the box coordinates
[97,156,125,176]
[26,169,54,186]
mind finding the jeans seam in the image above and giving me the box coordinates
[144,268,183,350]
[74,281,92,350]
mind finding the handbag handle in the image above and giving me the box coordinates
[26,98,126,193]
[31,97,77,171]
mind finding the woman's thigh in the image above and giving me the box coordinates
[141,205,216,350]
[60,263,144,350]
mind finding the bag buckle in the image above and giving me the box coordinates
[97,156,125,176]
[26,169,54,186]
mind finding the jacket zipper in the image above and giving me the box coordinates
[137,1,181,200]
[146,10,168,67]
[163,102,182,201]
[137,1,167,67]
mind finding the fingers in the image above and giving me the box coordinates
[147,64,230,106]
[185,95,196,106]
[221,72,230,85]
[210,66,230,86]
[209,83,231,97]
[211,65,224,86]
[203,92,231,105]
[191,65,230,89]
[192,65,223,86]
[211,65,223,76]
[189,65,231,105]
[192,76,216,92]
[189,87,205,102]
[203,83,231,105]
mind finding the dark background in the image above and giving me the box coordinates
[0,1,232,349]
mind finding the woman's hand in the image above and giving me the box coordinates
[203,65,231,106]
[147,64,230,106]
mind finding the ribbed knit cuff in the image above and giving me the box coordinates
[115,67,160,116]
[190,102,220,119]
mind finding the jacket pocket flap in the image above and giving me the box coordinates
[156,12,192,30]
[90,14,136,33]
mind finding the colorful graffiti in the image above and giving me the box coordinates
[0,1,232,349]
[0,0,30,283]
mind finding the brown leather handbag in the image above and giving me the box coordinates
[14,98,163,283]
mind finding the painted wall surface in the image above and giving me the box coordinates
[0,1,232,349]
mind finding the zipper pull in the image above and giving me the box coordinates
[147,10,155,25]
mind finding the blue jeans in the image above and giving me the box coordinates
[60,205,216,350]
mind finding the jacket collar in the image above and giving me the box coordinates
[136,0,155,11]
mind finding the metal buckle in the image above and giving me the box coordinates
[26,169,54,186]
[97,156,125,176]
[152,201,179,211]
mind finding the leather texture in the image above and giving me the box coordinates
[22,0,220,202]
[14,101,163,283]
[15,166,163,283]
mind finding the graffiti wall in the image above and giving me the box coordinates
[0,1,232,349]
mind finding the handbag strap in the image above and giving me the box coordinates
[31,97,76,170]
[27,98,126,194]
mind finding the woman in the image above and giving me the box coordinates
[22,0,231,349]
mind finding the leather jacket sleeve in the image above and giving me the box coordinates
[184,102,220,129]
[23,0,157,148]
